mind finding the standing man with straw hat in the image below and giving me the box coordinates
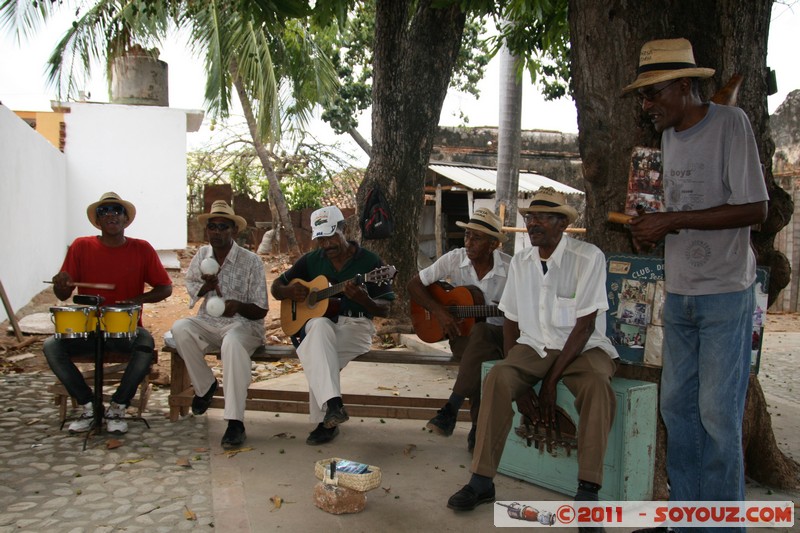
[170,200,268,448]
[44,192,172,434]
[407,207,511,452]
[622,38,768,510]
[446,188,618,519]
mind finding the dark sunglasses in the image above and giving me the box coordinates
[636,79,680,104]
[96,204,126,217]
[206,222,232,231]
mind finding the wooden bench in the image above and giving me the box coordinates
[165,344,472,423]
[48,349,159,421]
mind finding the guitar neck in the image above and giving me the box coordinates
[446,305,502,319]
[315,275,360,301]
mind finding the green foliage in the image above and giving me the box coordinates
[186,122,361,213]
[493,0,571,99]
[280,174,326,211]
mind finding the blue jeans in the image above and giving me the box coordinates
[43,328,155,407]
[661,286,753,512]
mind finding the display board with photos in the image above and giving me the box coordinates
[605,254,768,373]
[624,147,664,216]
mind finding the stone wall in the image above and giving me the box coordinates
[772,89,800,174]
[430,126,584,191]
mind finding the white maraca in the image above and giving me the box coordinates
[200,257,220,275]
[206,295,226,317]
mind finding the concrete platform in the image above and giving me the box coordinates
[204,361,568,532]
[197,346,799,532]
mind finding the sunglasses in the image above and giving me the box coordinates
[96,204,126,217]
[206,222,232,231]
[636,79,680,104]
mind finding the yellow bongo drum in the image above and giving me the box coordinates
[50,305,98,338]
[100,304,141,338]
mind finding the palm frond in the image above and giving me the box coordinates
[0,0,62,42]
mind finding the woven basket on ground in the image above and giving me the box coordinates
[314,457,382,492]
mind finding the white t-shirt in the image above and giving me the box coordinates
[418,247,511,327]
[662,103,769,295]
[499,236,618,359]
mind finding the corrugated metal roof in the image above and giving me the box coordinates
[429,164,583,195]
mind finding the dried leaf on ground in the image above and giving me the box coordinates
[403,444,417,456]
[183,506,197,520]
[106,439,123,449]
[269,495,283,511]
[176,457,191,467]
[221,446,254,458]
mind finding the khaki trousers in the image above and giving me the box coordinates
[448,322,504,424]
[471,344,617,486]
[171,317,264,422]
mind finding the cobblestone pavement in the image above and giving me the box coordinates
[0,371,213,532]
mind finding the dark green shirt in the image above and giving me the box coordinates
[279,241,395,318]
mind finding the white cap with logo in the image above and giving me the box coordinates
[310,206,345,240]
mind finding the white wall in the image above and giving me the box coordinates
[0,105,68,323]
[64,103,187,249]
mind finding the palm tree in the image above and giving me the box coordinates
[495,43,522,255]
[1,0,340,257]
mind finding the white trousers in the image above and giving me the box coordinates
[296,316,375,423]
[171,317,263,422]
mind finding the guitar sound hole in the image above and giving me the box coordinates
[307,291,318,308]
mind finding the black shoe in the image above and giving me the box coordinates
[447,484,495,511]
[221,420,246,448]
[306,424,340,445]
[426,403,457,436]
[192,380,218,415]
[467,425,476,452]
[323,404,349,429]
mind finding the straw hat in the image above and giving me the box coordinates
[455,207,508,243]
[621,38,715,95]
[86,191,136,229]
[519,187,578,224]
[310,206,345,240]
[198,200,248,233]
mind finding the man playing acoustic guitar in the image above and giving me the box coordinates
[271,206,395,445]
[407,207,511,452]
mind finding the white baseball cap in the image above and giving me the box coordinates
[310,206,345,239]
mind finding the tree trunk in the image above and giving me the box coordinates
[363,0,467,317]
[495,43,523,255]
[230,62,301,259]
[569,0,797,491]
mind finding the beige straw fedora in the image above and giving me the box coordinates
[621,38,714,95]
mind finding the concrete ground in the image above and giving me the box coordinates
[198,344,799,533]
[203,360,574,532]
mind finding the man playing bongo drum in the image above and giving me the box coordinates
[44,192,172,434]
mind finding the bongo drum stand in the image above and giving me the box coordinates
[71,294,105,449]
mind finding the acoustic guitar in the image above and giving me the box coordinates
[280,265,397,336]
[410,281,503,343]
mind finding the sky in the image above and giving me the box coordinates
[1,3,798,157]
